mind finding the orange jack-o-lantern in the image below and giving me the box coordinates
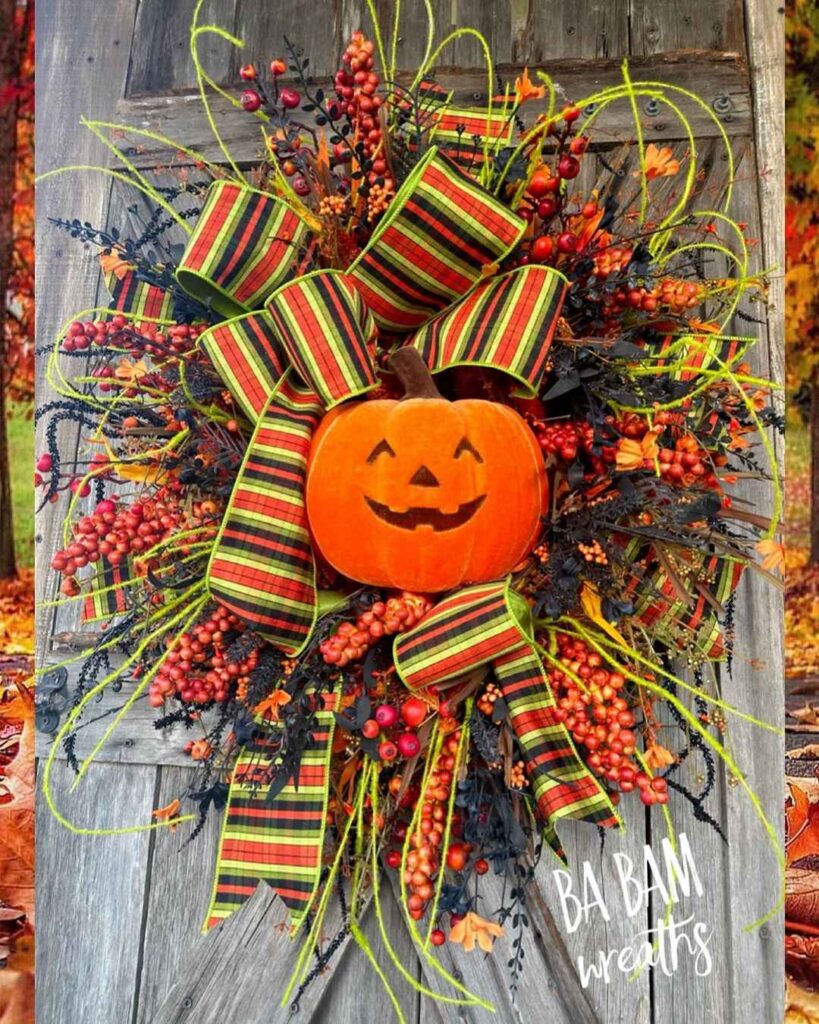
[306,347,547,592]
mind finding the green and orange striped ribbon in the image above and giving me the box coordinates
[177,180,310,318]
[82,557,130,624]
[102,262,174,325]
[207,373,323,655]
[205,687,339,929]
[394,580,620,857]
[412,264,566,394]
[349,148,526,332]
[622,538,743,659]
[199,311,288,422]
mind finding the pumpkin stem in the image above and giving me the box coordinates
[388,347,442,399]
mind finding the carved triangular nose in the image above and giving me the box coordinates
[409,465,439,487]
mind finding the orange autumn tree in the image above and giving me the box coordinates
[786,0,819,565]
[0,0,33,580]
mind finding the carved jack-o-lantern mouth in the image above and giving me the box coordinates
[363,494,487,531]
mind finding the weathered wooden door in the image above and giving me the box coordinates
[35,1,785,1022]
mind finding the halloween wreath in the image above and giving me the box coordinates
[38,1,784,1015]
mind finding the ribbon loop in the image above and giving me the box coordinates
[199,311,289,422]
[348,148,526,333]
[266,270,378,409]
[206,687,339,930]
[412,264,567,395]
[177,180,311,318]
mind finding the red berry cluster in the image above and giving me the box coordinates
[402,730,461,920]
[534,419,616,474]
[359,696,427,763]
[62,317,202,359]
[148,608,256,706]
[50,496,219,593]
[320,593,432,667]
[333,32,391,186]
[548,633,668,806]
[518,106,593,262]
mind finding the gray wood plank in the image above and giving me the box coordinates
[134,766,423,1024]
[534,803,651,1024]
[717,2,786,1006]
[127,0,237,97]
[35,0,140,660]
[35,760,158,1024]
[525,0,630,63]
[114,53,753,169]
[134,766,226,1024]
[629,0,746,56]
[232,0,344,81]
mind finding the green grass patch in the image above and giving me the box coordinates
[7,400,34,569]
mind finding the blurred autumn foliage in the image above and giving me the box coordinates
[0,0,33,583]
[0,3,33,1020]
[786,0,819,681]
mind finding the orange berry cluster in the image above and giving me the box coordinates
[334,31,392,187]
[149,607,256,706]
[402,730,461,920]
[548,633,669,806]
[477,682,504,716]
[592,245,634,278]
[577,539,608,565]
[320,593,432,667]
[658,434,717,488]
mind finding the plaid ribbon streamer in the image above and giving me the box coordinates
[349,148,525,332]
[101,256,174,323]
[399,80,514,174]
[208,373,324,654]
[82,557,129,623]
[177,180,310,318]
[394,581,620,856]
[621,538,743,659]
[205,688,339,930]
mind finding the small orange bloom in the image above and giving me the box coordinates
[449,912,505,953]
[514,67,546,105]
[644,743,676,770]
[189,740,212,761]
[756,538,786,573]
[152,798,182,831]
[255,688,292,722]
[615,430,661,472]
[635,143,680,181]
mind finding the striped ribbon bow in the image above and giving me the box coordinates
[164,147,619,930]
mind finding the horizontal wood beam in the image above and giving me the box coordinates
[112,51,751,169]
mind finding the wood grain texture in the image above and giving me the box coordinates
[34,0,140,661]
[127,0,237,96]
[35,0,785,1021]
[35,760,157,1024]
[114,52,753,172]
[629,0,746,56]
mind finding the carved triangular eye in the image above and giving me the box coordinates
[366,438,396,464]
[454,437,483,462]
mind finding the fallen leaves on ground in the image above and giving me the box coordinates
[787,546,819,679]
[0,572,33,657]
